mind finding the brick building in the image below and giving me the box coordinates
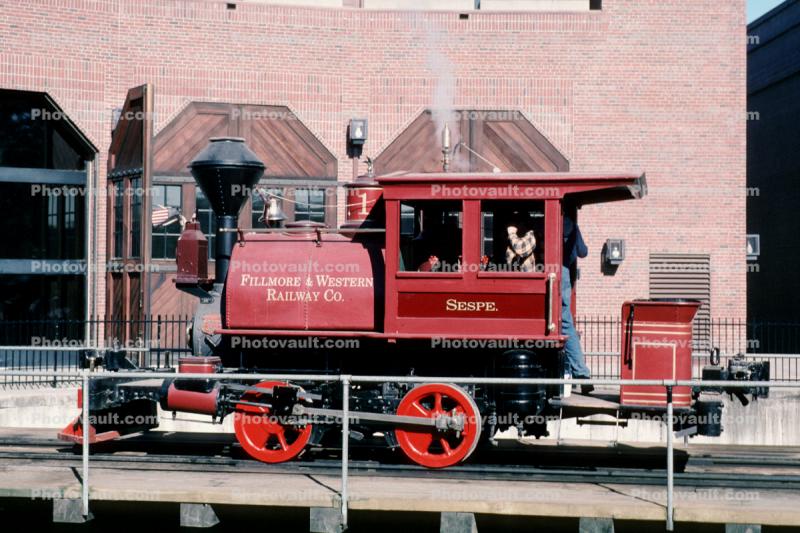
[0,0,748,337]
[747,0,800,324]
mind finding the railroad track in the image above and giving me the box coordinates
[1,431,800,491]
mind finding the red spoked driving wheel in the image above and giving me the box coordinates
[395,383,482,469]
[233,381,312,463]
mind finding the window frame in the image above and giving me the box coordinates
[112,179,124,259]
[129,176,142,258]
[476,199,549,279]
[150,183,184,260]
[396,199,465,278]
[292,187,326,224]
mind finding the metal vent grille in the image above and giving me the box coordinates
[649,253,711,350]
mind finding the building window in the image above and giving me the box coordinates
[0,89,93,329]
[151,184,183,259]
[113,181,124,259]
[196,189,217,259]
[129,177,142,258]
[0,182,85,260]
[0,89,88,171]
[0,274,85,325]
[293,188,325,224]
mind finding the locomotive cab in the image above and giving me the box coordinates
[378,172,647,341]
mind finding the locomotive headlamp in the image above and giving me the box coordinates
[602,238,625,266]
[348,118,368,146]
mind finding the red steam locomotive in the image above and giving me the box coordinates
[60,137,768,468]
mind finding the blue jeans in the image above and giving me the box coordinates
[561,265,591,377]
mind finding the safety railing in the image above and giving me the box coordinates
[0,369,794,531]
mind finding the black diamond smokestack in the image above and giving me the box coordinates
[189,137,265,285]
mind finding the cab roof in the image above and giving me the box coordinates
[375,171,647,205]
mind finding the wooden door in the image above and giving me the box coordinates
[106,85,153,346]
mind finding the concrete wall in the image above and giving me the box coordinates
[0,0,747,319]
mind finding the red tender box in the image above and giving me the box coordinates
[619,299,700,408]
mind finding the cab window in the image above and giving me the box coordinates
[480,200,545,273]
[399,200,462,273]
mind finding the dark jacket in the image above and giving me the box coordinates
[563,214,588,268]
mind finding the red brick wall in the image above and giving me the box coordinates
[0,0,747,319]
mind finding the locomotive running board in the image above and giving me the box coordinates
[549,394,621,415]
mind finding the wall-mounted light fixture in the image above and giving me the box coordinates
[347,118,368,160]
[602,238,625,267]
[746,234,760,261]
[349,118,367,145]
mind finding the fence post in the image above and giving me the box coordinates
[156,315,162,368]
[81,372,90,517]
[666,384,674,531]
[341,374,351,530]
[52,344,58,388]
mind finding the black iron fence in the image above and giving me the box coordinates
[1,315,799,387]
[0,315,191,388]
[579,316,800,381]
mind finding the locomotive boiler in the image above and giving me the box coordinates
[60,137,768,468]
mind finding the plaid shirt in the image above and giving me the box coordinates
[506,230,537,272]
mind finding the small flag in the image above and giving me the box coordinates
[152,205,180,228]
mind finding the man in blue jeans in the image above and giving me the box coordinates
[562,210,593,394]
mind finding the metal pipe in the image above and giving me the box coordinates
[92,158,98,331]
[215,215,238,283]
[341,375,351,529]
[666,385,674,531]
[84,157,93,345]
[0,370,797,389]
[0,346,112,352]
[582,351,800,359]
[219,227,386,234]
[453,141,501,173]
[82,373,90,517]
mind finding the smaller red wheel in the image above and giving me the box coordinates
[395,383,482,469]
[233,381,312,463]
